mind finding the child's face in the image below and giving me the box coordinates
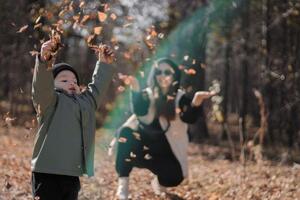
[54,70,80,95]
[155,63,175,90]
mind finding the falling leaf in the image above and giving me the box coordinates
[29,50,39,56]
[132,132,141,140]
[118,86,125,92]
[126,16,134,21]
[176,108,181,114]
[184,68,197,75]
[123,23,132,28]
[192,59,196,64]
[167,95,175,101]
[80,15,90,24]
[130,152,137,158]
[118,137,127,143]
[34,23,43,29]
[200,63,207,68]
[103,3,110,12]
[79,1,85,8]
[86,34,95,44]
[58,9,68,17]
[94,26,102,35]
[123,52,131,59]
[144,154,152,160]
[178,65,185,70]
[125,158,131,162]
[73,15,80,22]
[35,16,42,24]
[68,1,74,11]
[143,146,149,150]
[98,11,107,22]
[110,13,117,21]
[158,33,164,39]
[16,25,28,33]
[184,55,189,61]
[139,71,145,78]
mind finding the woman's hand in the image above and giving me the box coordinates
[191,91,216,107]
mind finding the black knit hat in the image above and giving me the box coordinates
[52,63,80,85]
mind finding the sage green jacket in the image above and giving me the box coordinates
[31,56,114,177]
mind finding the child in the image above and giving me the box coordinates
[31,40,115,200]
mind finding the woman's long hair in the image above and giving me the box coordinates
[147,58,181,121]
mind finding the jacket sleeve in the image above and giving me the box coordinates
[82,61,115,109]
[130,89,150,116]
[179,94,201,124]
[32,56,57,116]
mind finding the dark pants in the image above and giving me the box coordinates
[32,172,80,200]
[115,127,184,187]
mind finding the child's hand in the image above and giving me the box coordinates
[98,45,115,64]
[40,31,63,62]
[40,40,57,62]
[191,91,216,107]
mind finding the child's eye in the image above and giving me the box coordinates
[61,80,67,83]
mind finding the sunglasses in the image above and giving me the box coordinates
[154,69,174,76]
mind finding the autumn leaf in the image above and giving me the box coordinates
[16,25,28,33]
[184,68,197,75]
[79,1,85,8]
[80,15,90,25]
[103,3,110,12]
[130,152,137,158]
[34,23,43,29]
[123,23,132,28]
[29,50,39,56]
[86,34,95,44]
[110,13,117,21]
[35,16,42,24]
[98,11,107,22]
[132,132,141,140]
[94,26,102,35]
[144,154,152,160]
[123,52,131,59]
[117,86,125,92]
[118,137,127,143]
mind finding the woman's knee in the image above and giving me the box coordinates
[158,173,184,187]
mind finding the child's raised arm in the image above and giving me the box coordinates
[82,45,116,109]
[32,40,57,116]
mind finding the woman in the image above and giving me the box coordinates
[114,58,214,199]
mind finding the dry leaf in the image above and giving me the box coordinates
[98,12,107,22]
[35,16,42,24]
[86,34,95,44]
[110,13,117,20]
[123,23,132,28]
[29,50,39,56]
[132,132,141,140]
[94,26,102,35]
[118,137,127,143]
[184,68,197,75]
[130,152,137,158]
[80,15,90,24]
[16,25,29,33]
[34,23,43,29]
[79,1,85,8]
[144,154,152,160]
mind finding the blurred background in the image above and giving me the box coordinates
[0,0,300,160]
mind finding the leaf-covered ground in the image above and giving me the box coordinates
[1,127,300,200]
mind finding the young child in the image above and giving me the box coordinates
[31,40,115,200]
